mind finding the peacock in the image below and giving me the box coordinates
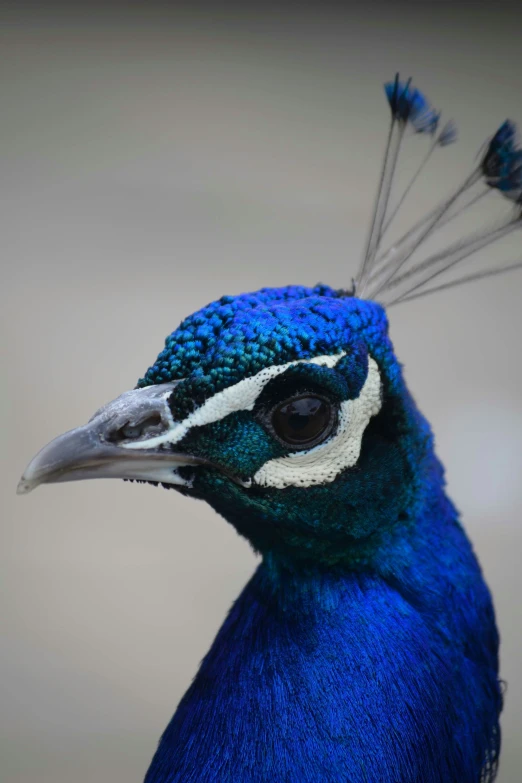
[18,75,522,782]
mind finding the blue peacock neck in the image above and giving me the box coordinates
[253,447,460,610]
[146,447,501,783]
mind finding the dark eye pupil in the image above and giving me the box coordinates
[272,396,331,446]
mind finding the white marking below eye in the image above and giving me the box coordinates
[122,352,345,451]
[253,356,382,489]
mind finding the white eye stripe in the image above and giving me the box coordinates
[122,352,346,451]
[253,356,382,488]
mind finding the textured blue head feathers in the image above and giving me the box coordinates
[135,285,430,567]
[140,284,386,395]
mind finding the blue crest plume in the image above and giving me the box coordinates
[384,75,439,133]
[482,119,517,176]
[482,120,522,202]
[357,76,522,304]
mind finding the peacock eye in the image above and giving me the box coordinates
[270,394,336,449]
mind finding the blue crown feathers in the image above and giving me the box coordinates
[356,74,522,305]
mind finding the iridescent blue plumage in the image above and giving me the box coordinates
[135,289,501,783]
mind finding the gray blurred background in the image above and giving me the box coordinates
[2,3,521,782]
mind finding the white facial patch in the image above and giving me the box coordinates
[253,356,382,489]
[122,352,345,451]
[121,350,382,491]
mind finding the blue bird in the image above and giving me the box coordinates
[18,75,522,782]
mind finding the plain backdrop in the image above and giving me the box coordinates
[2,4,521,782]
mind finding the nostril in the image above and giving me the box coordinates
[109,414,164,444]
[121,423,143,439]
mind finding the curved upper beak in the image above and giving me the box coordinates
[17,382,202,495]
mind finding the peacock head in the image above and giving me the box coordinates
[18,284,431,565]
[18,74,521,565]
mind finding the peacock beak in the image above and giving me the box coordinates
[17,382,205,495]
